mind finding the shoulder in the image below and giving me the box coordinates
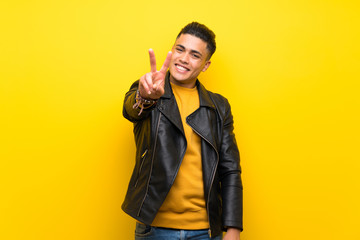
[198,80,230,106]
[205,88,232,114]
[208,90,229,105]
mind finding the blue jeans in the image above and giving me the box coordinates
[135,222,223,240]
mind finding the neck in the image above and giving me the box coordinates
[169,75,197,89]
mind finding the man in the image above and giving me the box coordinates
[122,22,243,240]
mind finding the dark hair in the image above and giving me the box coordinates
[177,22,216,59]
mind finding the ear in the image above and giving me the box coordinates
[202,61,211,72]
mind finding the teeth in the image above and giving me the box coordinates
[176,65,188,71]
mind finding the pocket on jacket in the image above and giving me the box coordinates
[134,149,148,188]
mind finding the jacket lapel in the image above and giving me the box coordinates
[187,82,219,151]
[157,72,218,149]
[157,73,184,135]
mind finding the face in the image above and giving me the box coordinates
[169,34,211,88]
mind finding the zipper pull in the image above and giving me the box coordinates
[141,149,148,158]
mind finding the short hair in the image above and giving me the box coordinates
[177,22,216,59]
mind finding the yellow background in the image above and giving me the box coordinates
[1,0,359,239]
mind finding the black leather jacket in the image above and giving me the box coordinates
[122,73,243,237]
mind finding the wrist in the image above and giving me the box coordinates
[132,90,158,115]
[137,90,158,102]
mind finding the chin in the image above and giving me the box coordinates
[170,70,186,81]
[172,75,190,83]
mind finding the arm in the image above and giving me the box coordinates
[123,49,172,122]
[218,99,243,232]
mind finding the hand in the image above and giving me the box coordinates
[223,228,240,240]
[138,49,172,100]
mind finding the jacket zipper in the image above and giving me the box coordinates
[191,127,219,238]
[134,149,148,188]
[137,112,162,217]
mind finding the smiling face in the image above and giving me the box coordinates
[169,34,211,88]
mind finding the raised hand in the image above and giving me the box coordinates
[139,49,172,100]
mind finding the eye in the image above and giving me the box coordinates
[192,54,200,59]
[176,47,183,52]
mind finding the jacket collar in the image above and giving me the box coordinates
[161,71,216,109]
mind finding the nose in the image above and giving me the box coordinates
[179,52,189,64]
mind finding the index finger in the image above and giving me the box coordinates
[149,49,157,73]
[160,51,172,74]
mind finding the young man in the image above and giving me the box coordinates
[122,22,243,240]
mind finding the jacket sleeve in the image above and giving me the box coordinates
[218,98,243,231]
[123,80,157,122]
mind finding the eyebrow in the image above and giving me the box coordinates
[176,44,203,57]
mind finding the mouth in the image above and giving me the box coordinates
[175,63,190,72]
